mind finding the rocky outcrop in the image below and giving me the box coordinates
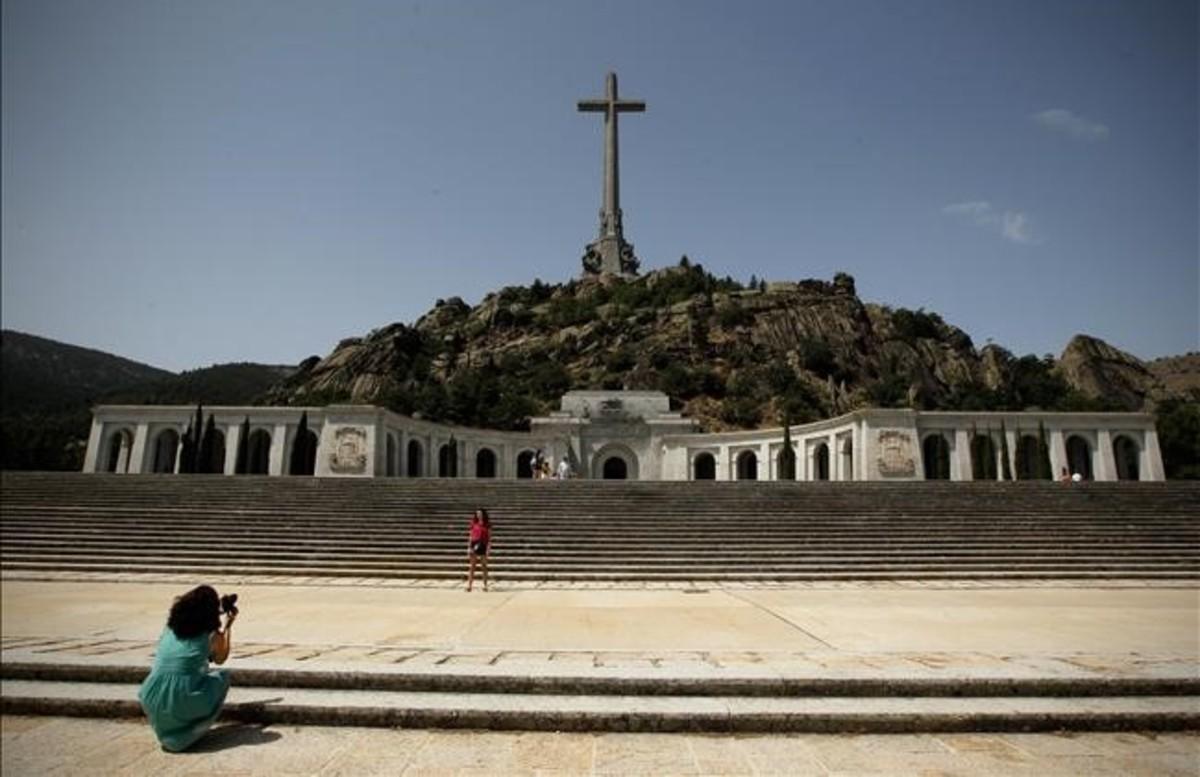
[1057,335,1169,410]
[261,269,1191,429]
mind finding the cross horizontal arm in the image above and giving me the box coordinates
[613,101,646,112]
[577,100,608,112]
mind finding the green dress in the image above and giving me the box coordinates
[138,628,230,752]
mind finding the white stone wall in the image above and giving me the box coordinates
[84,402,1164,482]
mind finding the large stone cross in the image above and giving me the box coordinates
[578,72,645,277]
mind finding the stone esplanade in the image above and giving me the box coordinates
[83,390,1163,481]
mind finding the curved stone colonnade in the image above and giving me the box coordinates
[659,407,1163,482]
[83,392,1164,481]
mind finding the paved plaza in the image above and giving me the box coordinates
[1,574,1197,774]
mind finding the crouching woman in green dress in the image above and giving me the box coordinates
[139,585,236,751]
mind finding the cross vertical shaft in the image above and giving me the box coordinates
[578,72,645,276]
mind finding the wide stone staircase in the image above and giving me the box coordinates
[3,471,1197,733]
[1,472,1198,581]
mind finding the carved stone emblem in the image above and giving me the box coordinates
[329,426,368,474]
[877,430,916,477]
[599,399,623,414]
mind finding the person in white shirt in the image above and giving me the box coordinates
[557,457,571,480]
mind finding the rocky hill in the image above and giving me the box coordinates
[264,264,1194,433]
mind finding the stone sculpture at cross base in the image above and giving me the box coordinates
[578,72,645,278]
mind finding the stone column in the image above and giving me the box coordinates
[954,428,972,481]
[760,441,772,480]
[1003,426,1018,479]
[1096,429,1116,481]
[1143,430,1164,481]
[269,423,288,476]
[223,423,241,476]
[128,423,151,474]
[1049,428,1067,478]
[83,419,105,473]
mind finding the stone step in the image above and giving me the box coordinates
[3,680,1196,733]
[5,661,1198,698]
[4,560,1195,581]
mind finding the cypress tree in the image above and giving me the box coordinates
[198,414,216,474]
[179,424,196,474]
[1037,421,1053,480]
[235,416,250,475]
[289,412,310,475]
[779,414,796,480]
[999,420,1013,481]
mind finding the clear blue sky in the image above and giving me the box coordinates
[3,0,1196,372]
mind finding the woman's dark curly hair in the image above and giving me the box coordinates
[167,585,221,639]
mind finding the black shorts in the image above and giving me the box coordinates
[470,540,489,556]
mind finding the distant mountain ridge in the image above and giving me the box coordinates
[0,329,293,470]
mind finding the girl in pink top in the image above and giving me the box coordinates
[466,508,491,592]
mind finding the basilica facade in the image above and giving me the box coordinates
[84,391,1163,482]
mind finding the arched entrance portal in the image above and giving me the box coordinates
[516,450,535,479]
[602,457,627,480]
[151,429,179,473]
[475,448,497,478]
[591,445,638,480]
[922,434,950,480]
[105,428,134,473]
[813,443,830,481]
[1113,435,1140,480]
[736,450,757,481]
[971,435,998,480]
[407,440,424,477]
[693,452,716,480]
[246,430,271,475]
[1015,435,1046,480]
[1066,435,1093,480]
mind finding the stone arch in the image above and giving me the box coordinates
[592,444,639,481]
[922,434,950,480]
[386,434,398,477]
[735,450,757,481]
[246,429,271,475]
[407,440,424,477]
[971,435,998,480]
[151,428,180,473]
[104,428,135,473]
[289,429,317,476]
[438,443,457,477]
[693,452,716,480]
[1066,435,1093,480]
[840,438,854,481]
[516,450,535,479]
[813,443,830,481]
[1015,434,1044,480]
[475,448,497,478]
[1113,435,1140,481]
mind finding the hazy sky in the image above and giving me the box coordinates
[3,0,1197,372]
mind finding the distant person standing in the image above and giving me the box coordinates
[557,456,571,480]
[466,508,491,592]
[139,585,237,752]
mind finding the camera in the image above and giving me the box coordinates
[219,593,238,615]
